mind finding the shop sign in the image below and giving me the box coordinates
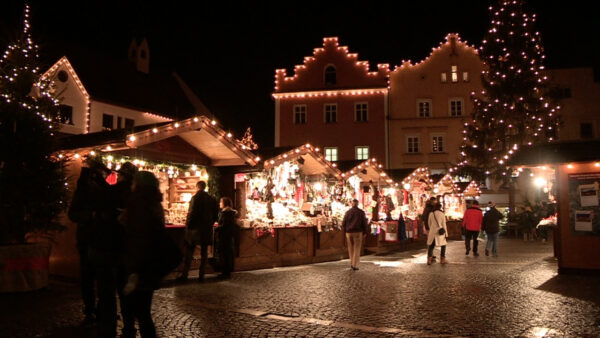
[568,172,600,234]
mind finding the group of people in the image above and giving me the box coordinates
[69,160,238,337]
[462,200,504,257]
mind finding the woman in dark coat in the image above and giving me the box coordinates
[216,197,238,278]
[120,171,165,338]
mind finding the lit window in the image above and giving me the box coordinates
[294,105,307,124]
[449,98,463,116]
[417,100,431,118]
[324,104,337,123]
[407,136,420,153]
[451,65,458,83]
[441,73,447,83]
[355,103,368,122]
[355,146,369,160]
[463,72,469,82]
[431,134,445,153]
[324,65,336,85]
[325,147,338,161]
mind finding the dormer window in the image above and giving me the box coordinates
[324,65,336,86]
[451,65,458,83]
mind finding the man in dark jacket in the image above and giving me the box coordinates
[482,201,503,257]
[179,181,218,281]
[342,199,368,270]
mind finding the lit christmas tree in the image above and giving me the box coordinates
[458,0,561,182]
[0,4,68,244]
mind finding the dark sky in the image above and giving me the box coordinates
[2,1,598,147]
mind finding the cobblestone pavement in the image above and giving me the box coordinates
[2,237,600,337]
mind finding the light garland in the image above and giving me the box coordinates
[263,143,342,178]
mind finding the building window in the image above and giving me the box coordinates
[449,98,463,116]
[117,116,123,129]
[463,71,469,82]
[325,147,338,161]
[102,114,114,130]
[431,134,445,153]
[441,73,447,83]
[324,104,337,123]
[407,136,420,153]
[355,103,368,122]
[324,65,336,86]
[451,65,458,83]
[451,65,459,83]
[125,118,135,129]
[294,105,307,124]
[417,99,431,118]
[58,104,73,125]
[581,123,594,139]
[355,146,369,160]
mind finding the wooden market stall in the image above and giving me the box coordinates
[509,140,600,274]
[392,167,435,240]
[342,159,405,253]
[235,143,348,269]
[51,116,259,278]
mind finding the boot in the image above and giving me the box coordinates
[440,257,447,264]
[427,256,433,265]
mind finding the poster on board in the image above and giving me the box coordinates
[568,173,600,235]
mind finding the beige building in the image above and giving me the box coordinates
[549,68,600,141]
[388,34,485,170]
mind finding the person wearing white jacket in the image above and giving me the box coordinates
[427,203,448,265]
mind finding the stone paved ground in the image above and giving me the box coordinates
[2,237,600,337]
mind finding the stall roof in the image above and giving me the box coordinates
[262,144,342,178]
[388,167,433,187]
[342,159,397,186]
[433,174,460,194]
[508,140,600,166]
[55,116,259,166]
[459,181,482,196]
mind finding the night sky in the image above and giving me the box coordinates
[1,1,598,147]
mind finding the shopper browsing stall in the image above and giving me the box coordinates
[342,199,368,270]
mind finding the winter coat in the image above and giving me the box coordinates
[427,210,448,246]
[120,189,165,290]
[462,206,483,231]
[421,203,433,230]
[342,206,368,233]
[482,207,503,234]
[217,207,239,240]
[519,210,537,231]
[185,190,219,245]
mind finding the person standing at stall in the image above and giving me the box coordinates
[179,181,218,282]
[462,200,483,256]
[482,201,503,257]
[427,203,448,265]
[216,197,238,279]
[342,199,368,270]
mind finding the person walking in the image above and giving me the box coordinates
[462,200,483,256]
[482,201,503,257]
[179,181,218,281]
[519,206,538,241]
[216,197,238,279]
[119,171,164,338]
[427,203,448,265]
[68,165,104,325]
[342,199,368,270]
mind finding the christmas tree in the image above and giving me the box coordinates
[458,0,561,182]
[0,4,68,244]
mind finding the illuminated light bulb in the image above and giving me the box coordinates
[90,151,96,156]
[595,162,600,167]
[107,155,114,161]
[534,177,547,187]
[315,148,320,152]
[152,128,158,133]
[403,183,411,190]
[191,165,197,171]
[567,164,573,169]
[139,161,145,166]
[129,135,136,142]
[270,160,275,164]
[106,146,112,151]
[133,159,139,165]
[226,133,232,138]
[73,153,80,159]
[58,154,64,159]
[174,122,180,128]
[211,120,217,125]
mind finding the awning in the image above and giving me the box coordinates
[262,144,341,178]
[342,158,396,186]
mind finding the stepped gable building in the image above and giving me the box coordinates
[273,37,390,164]
[388,34,485,170]
[43,37,210,135]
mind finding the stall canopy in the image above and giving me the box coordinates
[56,116,259,166]
[457,181,481,197]
[262,144,342,178]
[342,158,397,187]
[433,174,460,195]
[394,167,433,192]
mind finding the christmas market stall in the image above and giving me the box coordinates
[342,159,405,253]
[235,144,346,269]
[53,116,259,278]
[432,174,464,239]
[393,167,435,240]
